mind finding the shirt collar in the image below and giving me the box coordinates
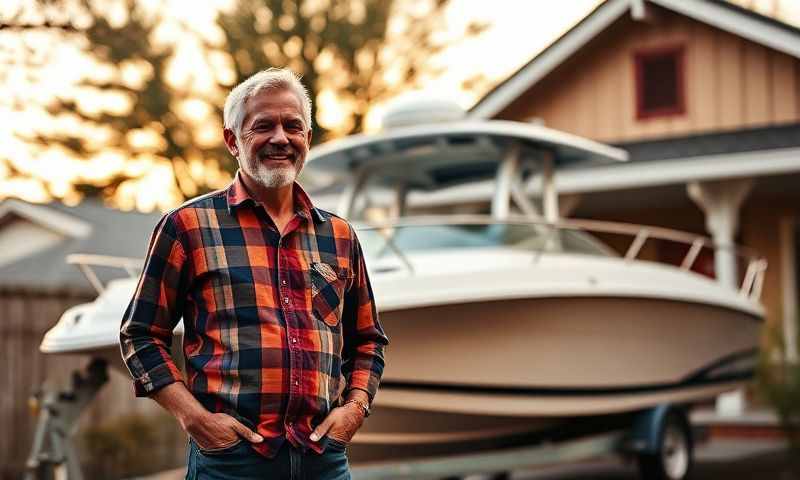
[226,170,327,223]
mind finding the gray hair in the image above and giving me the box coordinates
[223,68,313,138]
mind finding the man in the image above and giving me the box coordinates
[120,68,388,480]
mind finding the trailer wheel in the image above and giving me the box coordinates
[636,411,693,480]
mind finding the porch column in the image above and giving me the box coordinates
[687,178,753,416]
[780,216,799,364]
[687,179,753,289]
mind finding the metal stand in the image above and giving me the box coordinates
[24,358,109,480]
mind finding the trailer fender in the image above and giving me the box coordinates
[626,405,686,454]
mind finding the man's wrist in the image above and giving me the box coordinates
[345,387,370,404]
[343,398,370,417]
[153,382,209,431]
[176,406,207,431]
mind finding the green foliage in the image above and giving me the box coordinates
[756,323,800,449]
[77,411,185,480]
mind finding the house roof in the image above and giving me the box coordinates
[0,199,162,294]
[305,123,800,210]
[545,123,800,194]
[614,123,800,162]
[0,199,92,238]
[470,0,800,119]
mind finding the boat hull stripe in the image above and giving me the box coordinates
[379,348,757,397]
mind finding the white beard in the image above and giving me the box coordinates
[245,161,297,188]
[239,142,303,188]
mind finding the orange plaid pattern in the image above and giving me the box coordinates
[120,172,387,458]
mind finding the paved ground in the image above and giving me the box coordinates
[138,440,799,479]
[512,440,799,479]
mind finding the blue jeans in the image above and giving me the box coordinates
[186,438,351,480]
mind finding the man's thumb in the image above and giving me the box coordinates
[231,419,263,443]
[310,418,331,442]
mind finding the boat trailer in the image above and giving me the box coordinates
[350,405,694,480]
[24,357,693,480]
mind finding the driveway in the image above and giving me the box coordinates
[136,439,798,480]
[512,439,798,479]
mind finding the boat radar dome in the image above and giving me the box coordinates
[380,95,465,130]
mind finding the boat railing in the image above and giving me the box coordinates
[64,216,767,302]
[356,214,767,302]
[65,254,143,294]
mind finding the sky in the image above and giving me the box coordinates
[1,0,798,210]
[423,0,604,107]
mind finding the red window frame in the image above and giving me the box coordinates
[634,45,686,120]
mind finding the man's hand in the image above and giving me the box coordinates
[311,389,370,444]
[310,402,365,443]
[184,411,264,450]
[151,382,263,450]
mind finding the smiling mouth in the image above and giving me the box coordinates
[260,152,294,162]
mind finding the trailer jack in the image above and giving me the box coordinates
[24,358,109,480]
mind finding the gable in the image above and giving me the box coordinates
[0,199,91,269]
[493,4,800,143]
[0,215,66,268]
[0,199,162,293]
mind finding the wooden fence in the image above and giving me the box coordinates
[0,289,186,480]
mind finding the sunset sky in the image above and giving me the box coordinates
[1,0,798,211]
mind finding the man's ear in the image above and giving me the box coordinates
[305,128,313,147]
[223,128,239,157]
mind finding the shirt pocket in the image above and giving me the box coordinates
[309,262,351,327]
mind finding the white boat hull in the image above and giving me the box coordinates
[377,296,758,392]
[346,295,758,462]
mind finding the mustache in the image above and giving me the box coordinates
[257,146,294,158]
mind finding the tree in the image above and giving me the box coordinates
[1,0,233,208]
[217,0,485,140]
[1,0,486,209]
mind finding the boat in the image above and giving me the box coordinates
[39,100,766,468]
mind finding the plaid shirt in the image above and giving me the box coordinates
[120,172,388,457]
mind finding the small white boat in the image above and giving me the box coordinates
[40,101,765,469]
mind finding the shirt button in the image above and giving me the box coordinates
[294,380,299,386]
[283,297,289,304]
[281,279,287,286]
[291,337,297,344]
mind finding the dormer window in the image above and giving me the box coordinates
[634,46,685,119]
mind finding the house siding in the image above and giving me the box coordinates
[498,6,800,142]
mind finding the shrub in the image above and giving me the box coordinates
[77,411,185,479]
[756,323,800,450]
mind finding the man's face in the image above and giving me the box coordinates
[226,88,312,188]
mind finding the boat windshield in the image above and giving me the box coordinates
[357,222,616,259]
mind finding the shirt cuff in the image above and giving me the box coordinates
[344,386,372,403]
[345,370,381,403]
[132,362,184,397]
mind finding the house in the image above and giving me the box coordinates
[446,0,800,418]
[0,198,165,479]
[0,198,163,292]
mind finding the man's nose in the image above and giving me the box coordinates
[269,126,289,145]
